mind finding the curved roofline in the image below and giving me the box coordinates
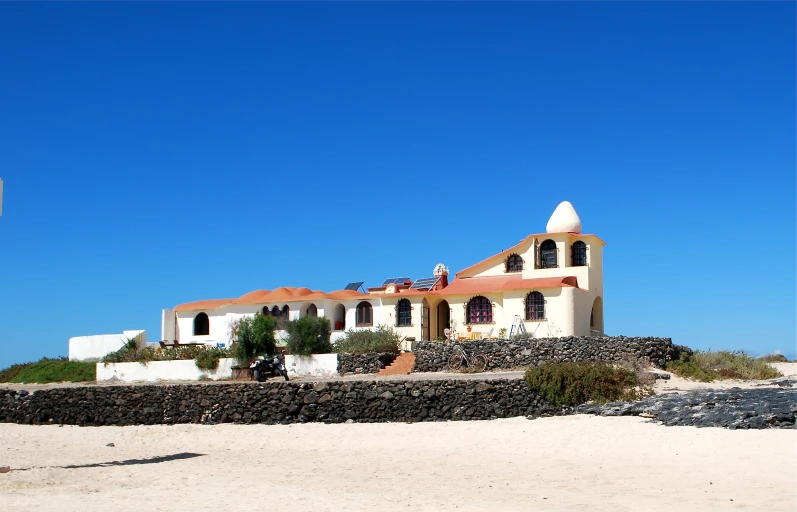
[174,286,371,311]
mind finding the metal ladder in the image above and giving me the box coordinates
[509,315,526,337]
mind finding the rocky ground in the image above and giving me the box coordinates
[576,386,797,429]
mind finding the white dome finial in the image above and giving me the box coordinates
[546,201,582,234]
[434,263,449,276]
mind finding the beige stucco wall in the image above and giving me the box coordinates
[165,231,604,344]
[460,234,602,292]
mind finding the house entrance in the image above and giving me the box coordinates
[436,300,450,339]
[421,299,430,341]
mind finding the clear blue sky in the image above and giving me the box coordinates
[0,2,794,368]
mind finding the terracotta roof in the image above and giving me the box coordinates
[233,289,271,304]
[266,287,329,302]
[499,275,579,291]
[455,232,606,278]
[174,298,236,312]
[326,289,371,300]
[175,286,373,311]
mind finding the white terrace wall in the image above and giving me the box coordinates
[96,358,234,383]
[285,354,339,378]
[69,330,147,361]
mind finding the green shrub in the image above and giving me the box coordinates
[101,346,138,364]
[665,359,717,382]
[0,361,36,383]
[524,361,639,406]
[758,353,789,363]
[195,347,230,371]
[333,324,402,354]
[231,314,277,366]
[666,350,782,381]
[10,358,96,384]
[285,316,333,356]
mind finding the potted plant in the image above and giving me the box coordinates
[466,325,472,333]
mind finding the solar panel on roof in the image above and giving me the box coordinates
[410,277,440,290]
[382,278,397,286]
[344,282,364,291]
[393,277,410,284]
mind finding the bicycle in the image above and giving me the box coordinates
[448,345,488,372]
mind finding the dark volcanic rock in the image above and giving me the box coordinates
[412,336,682,372]
[337,353,397,375]
[0,379,565,427]
[576,388,797,429]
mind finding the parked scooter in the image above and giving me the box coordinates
[250,353,289,382]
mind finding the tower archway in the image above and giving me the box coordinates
[590,297,603,336]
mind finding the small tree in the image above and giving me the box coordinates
[232,313,277,366]
[252,313,277,356]
[333,324,402,354]
[285,316,332,356]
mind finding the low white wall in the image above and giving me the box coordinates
[96,357,234,383]
[69,330,146,361]
[285,354,338,378]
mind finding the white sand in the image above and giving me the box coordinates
[1,416,794,512]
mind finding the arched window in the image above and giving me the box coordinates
[306,304,318,317]
[275,305,289,328]
[467,296,492,324]
[356,301,373,327]
[505,253,523,273]
[262,306,270,315]
[271,306,281,318]
[525,291,545,321]
[571,241,587,266]
[396,299,412,327]
[540,239,558,268]
[193,312,210,336]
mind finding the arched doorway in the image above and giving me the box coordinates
[590,296,603,336]
[333,303,346,331]
[421,299,430,341]
[302,303,318,317]
[436,300,450,339]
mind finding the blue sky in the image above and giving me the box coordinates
[0,2,794,368]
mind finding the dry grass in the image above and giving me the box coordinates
[667,350,782,382]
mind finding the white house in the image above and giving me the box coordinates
[162,201,605,346]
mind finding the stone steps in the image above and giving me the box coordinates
[376,352,416,377]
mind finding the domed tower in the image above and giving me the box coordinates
[542,201,604,337]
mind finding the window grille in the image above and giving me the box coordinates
[467,296,493,324]
[540,239,558,268]
[397,299,412,327]
[505,253,523,273]
[571,241,587,266]
[525,291,545,320]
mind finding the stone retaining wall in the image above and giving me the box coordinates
[337,353,396,375]
[412,336,686,373]
[1,379,559,426]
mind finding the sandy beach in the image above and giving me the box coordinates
[1,414,795,512]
